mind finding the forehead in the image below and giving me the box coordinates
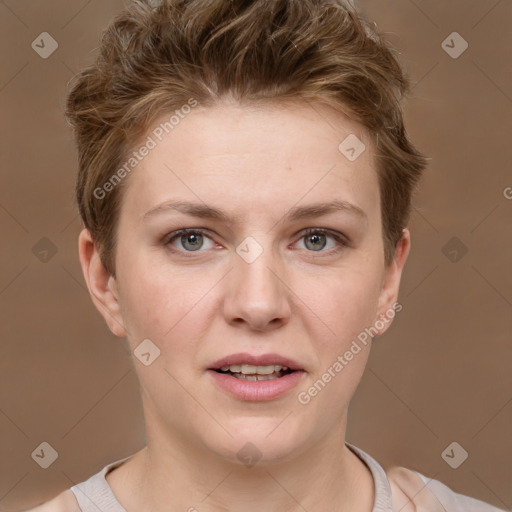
[119,99,379,225]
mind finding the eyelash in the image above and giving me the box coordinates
[162,228,349,257]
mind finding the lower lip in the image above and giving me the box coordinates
[207,370,305,401]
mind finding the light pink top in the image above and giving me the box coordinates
[69,443,506,511]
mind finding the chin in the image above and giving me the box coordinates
[205,422,306,467]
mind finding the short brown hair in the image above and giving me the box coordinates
[65,0,428,277]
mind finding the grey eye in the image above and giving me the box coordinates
[180,232,204,251]
[304,233,327,251]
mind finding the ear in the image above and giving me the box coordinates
[78,228,127,338]
[373,228,411,337]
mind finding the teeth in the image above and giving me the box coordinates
[232,373,280,381]
[219,364,289,374]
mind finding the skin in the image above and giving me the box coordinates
[72,98,410,512]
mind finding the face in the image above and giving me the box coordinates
[80,99,409,466]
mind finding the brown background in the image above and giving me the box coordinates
[1,0,511,510]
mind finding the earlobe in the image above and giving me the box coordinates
[78,228,127,338]
[373,229,411,338]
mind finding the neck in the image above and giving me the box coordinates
[107,410,374,511]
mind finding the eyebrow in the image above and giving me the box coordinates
[141,198,367,224]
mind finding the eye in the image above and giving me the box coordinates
[164,229,216,253]
[162,227,349,257]
[294,228,348,254]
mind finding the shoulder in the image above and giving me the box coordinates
[386,466,431,511]
[24,489,80,512]
[386,465,506,512]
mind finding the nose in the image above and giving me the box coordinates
[222,240,291,332]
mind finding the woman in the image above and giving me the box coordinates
[29,0,505,510]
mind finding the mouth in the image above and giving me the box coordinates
[206,353,306,401]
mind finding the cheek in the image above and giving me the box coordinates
[296,266,382,341]
[299,272,380,408]
[119,260,218,342]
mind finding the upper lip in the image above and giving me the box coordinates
[208,352,304,371]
